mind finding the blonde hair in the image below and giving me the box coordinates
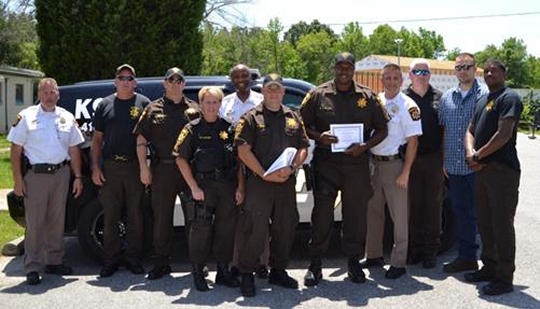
[198,86,224,103]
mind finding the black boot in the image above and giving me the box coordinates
[241,272,256,297]
[215,263,240,288]
[304,256,322,287]
[192,263,209,291]
[347,257,366,284]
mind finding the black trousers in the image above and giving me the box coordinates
[476,161,520,284]
[408,152,444,257]
[150,162,187,266]
[100,160,144,265]
[309,154,372,258]
[189,179,238,264]
[238,176,298,272]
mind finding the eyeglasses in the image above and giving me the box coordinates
[117,75,135,81]
[411,69,431,76]
[167,77,184,84]
[455,64,475,72]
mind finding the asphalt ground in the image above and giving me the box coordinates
[0,133,539,308]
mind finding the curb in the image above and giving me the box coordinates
[1,236,24,257]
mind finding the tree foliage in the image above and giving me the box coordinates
[0,1,37,68]
[284,19,337,47]
[36,0,205,84]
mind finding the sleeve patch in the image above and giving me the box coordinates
[12,114,22,127]
[408,106,421,121]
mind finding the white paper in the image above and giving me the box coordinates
[330,123,364,153]
[263,147,297,177]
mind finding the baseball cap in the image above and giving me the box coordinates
[164,67,185,80]
[334,52,355,67]
[115,63,136,76]
[262,73,283,87]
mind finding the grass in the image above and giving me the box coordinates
[0,134,13,189]
[0,211,24,248]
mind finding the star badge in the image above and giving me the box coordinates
[130,106,140,119]
[219,130,228,140]
[357,97,367,108]
[486,100,494,111]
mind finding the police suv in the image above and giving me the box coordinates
[8,75,455,262]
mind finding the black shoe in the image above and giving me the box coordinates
[422,256,437,269]
[443,259,478,273]
[45,264,73,275]
[360,257,385,268]
[147,265,172,280]
[482,280,513,296]
[241,273,256,297]
[99,264,119,278]
[26,271,41,285]
[192,264,209,292]
[255,264,269,279]
[126,262,144,275]
[464,268,495,283]
[304,267,322,287]
[385,266,406,279]
[216,263,240,288]
[268,269,298,289]
[347,258,366,284]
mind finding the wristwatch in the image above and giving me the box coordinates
[472,152,480,162]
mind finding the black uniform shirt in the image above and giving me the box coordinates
[300,80,389,163]
[173,117,236,173]
[93,93,149,160]
[134,96,199,160]
[234,103,309,170]
[405,85,443,155]
[472,87,522,170]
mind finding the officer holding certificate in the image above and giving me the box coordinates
[300,52,389,286]
[234,74,309,297]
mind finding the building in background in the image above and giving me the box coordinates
[0,66,44,133]
[354,55,485,93]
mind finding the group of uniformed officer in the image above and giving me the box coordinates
[11,53,519,297]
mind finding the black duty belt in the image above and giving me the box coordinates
[196,170,235,181]
[158,158,176,164]
[108,155,133,163]
[31,160,69,174]
[371,154,402,162]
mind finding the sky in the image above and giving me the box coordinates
[230,0,540,58]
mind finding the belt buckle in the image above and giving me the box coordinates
[113,155,128,162]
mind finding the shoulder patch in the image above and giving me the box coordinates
[175,127,190,147]
[234,118,246,139]
[408,106,421,121]
[300,92,311,107]
[12,114,22,127]
[185,107,200,121]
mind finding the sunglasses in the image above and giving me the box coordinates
[117,75,135,81]
[167,77,184,84]
[411,69,431,76]
[455,64,475,72]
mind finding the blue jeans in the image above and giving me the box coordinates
[448,173,478,260]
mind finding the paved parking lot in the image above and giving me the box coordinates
[1,133,539,308]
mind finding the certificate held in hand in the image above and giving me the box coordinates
[330,123,364,153]
[264,147,297,177]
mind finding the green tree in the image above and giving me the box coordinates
[36,0,205,84]
[296,31,336,84]
[284,19,337,47]
[0,3,37,68]
[475,38,531,88]
[335,22,368,60]
[367,24,398,56]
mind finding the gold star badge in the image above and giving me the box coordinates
[219,130,228,140]
[357,97,367,108]
[286,118,298,129]
[130,106,140,119]
[486,100,494,111]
